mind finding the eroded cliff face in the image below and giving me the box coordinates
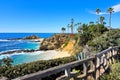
[40,34,69,50]
[61,40,75,51]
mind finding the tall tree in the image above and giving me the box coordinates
[61,27,66,34]
[74,22,81,26]
[78,24,88,34]
[76,22,81,27]
[107,7,114,29]
[70,18,74,34]
[103,22,106,25]
[96,8,101,33]
[100,16,105,24]
[89,21,94,25]
[67,24,70,34]
[74,22,81,33]
[96,8,101,24]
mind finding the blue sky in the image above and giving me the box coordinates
[0,0,120,33]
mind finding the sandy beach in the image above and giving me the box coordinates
[33,38,44,42]
[52,51,71,59]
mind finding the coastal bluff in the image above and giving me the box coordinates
[40,34,68,50]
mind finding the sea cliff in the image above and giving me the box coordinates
[40,34,69,50]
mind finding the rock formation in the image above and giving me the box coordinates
[40,34,69,50]
[23,35,40,40]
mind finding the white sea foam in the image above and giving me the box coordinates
[0,51,25,58]
[0,39,10,42]
[0,39,27,42]
[0,54,11,59]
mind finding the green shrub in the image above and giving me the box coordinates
[87,30,120,52]
[62,38,70,48]
[100,63,120,80]
[0,56,76,79]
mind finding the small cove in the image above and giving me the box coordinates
[0,50,57,65]
[0,33,55,65]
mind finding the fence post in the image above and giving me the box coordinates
[65,68,71,79]
[93,55,97,80]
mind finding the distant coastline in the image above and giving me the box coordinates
[0,33,54,39]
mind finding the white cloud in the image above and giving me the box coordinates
[112,4,120,13]
[99,12,108,15]
[88,10,107,15]
[88,4,120,15]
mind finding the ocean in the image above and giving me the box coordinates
[0,33,54,52]
[0,33,56,65]
[0,33,54,39]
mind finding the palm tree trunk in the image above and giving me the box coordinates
[68,27,69,34]
[71,27,73,34]
[109,13,111,29]
[98,14,100,24]
[102,21,103,24]
[71,19,74,34]
[98,14,100,33]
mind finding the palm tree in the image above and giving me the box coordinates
[96,8,101,34]
[70,18,74,34]
[61,27,66,34]
[96,8,101,24]
[107,7,114,29]
[67,24,70,34]
[89,21,94,25]
[74,22,81,33]
[76,22,81,27]
[100,16,105,24]
[103,22,106,25]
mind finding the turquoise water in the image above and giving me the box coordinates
[0,40,57,65]
[0,33,56,65]
[0,33,54,52]
[0,41,57,65]
[0,40,40,52]
[0,50,57,65]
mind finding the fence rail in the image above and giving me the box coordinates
[13,46,120,80]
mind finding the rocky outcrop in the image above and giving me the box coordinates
[40,34,69,50]
[23,35,40,40]
[0,49,40,55]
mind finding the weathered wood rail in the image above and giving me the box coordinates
[13,46,120,80]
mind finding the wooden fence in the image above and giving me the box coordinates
[13,46,120,80]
